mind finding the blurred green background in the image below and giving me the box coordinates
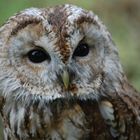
[0,0,140,139]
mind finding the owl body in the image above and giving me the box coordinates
[1,92,140,140]
[0,4,140,140]
[2,99,109,140]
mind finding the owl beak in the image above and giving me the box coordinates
[61,70,70,90]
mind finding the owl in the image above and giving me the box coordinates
[0,4,140,140]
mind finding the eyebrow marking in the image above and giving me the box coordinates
[11,18,41,36]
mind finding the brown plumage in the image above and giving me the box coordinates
[0,4,140,140]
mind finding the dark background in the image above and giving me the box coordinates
[0,0,140,139]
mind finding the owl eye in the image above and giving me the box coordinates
[27,49,50,63]
[73,43,89,57]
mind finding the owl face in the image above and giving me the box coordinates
[0,4,122,102]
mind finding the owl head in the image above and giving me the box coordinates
[0,4,123,103]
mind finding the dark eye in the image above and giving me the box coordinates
[27,49,50,63]
[73,43,89,57]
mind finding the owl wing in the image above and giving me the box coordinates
[99,80,140,140]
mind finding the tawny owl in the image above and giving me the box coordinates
[0,4,140,140]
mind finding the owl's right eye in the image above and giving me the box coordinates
[27,49,51,63]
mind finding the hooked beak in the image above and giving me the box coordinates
[61,69,70,89]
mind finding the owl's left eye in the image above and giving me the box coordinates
[73,43,89,57]
[27,49,50,63]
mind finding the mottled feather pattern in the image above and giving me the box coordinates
[0,4,140,140]
[3,99,112,140]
